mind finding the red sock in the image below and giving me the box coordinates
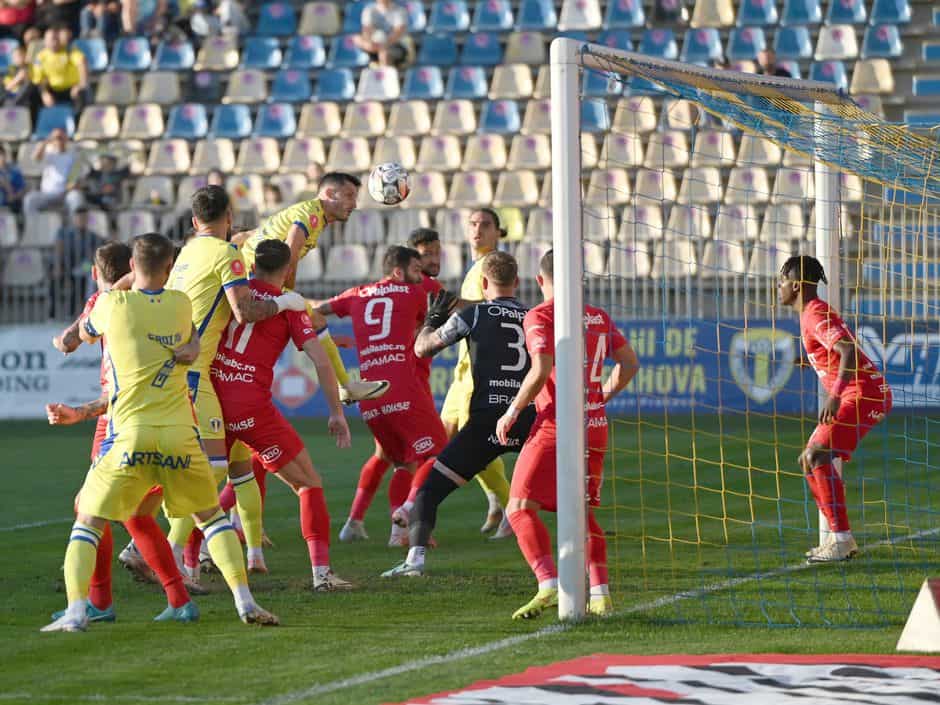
[812,463,850,532]
[300,486,330,568]
[587,511,608,588]
[507,508,557,583]
[184,528,203,570]
[407,457,436,503]
[88,521,113,610]
[125,515,190,608]
[219,482,236,512]
[388,467,413,514]
[349,456,390,521]
[252,455,268,505]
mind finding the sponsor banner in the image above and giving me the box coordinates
[390,653,940,705]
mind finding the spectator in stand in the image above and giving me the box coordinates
[0,144,25,213]
[216,0,248,37]
[122,0,167,36]
[24,128,85,215]
[652,0,688,24]
[51,204,106,317]
[80,153,128,211]
[28,25,89,114]
[354,0,410,68]
[0,0,35,40]
[34,0,81,34]
[189,0,221,40]
[79,0,121,42]
[262,183,283,215]
[2,44,30,104]
[757,49,792,78]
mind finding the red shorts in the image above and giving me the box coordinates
[222,402,305,473]
[511,418,609,512]
[808,391,892,462]
[363,395,447,465]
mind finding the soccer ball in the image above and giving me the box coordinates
[368,162,410,206]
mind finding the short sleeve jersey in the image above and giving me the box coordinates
[34,48,84,91]
[800,297,887,398]
[416,274,443,383]
[167,235,247,372]
[523,300,627,429]
[81,291,111,395]
[437,297,531,415]
[362,3,408,35]
[211,280,317,406]
[83,289,194,431]
[452,256,486,386]
[241,199,326,269]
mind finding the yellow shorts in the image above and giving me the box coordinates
[441,375,472,429]
[78,425,219,521]
[187,369,225,443]
[229,440,252,464]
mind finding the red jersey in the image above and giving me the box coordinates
[523,300,627,429]
[211,280,317,406]
[81,291,111,395]
[329,277,427,411]
[800,298,889,399]
[417,274,443,384]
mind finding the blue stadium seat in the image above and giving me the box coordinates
[166,103,208,139]
[557,30,588,41]
[870,0,911,24]
[403,66,444,99]
[781,0,822,25]
[284,36,325,69]
[778,60,802,78]
[516,0,557,30]
[445,65,488,98]
[479,100,521,133]
[242,36,282,69]
[257,2,297,36]
[110,36,151,71]
[255,103,296,137]
[72,38,107,72]
[342,1,369,33]
[314,68,356,101]
[583,69,623,97]
[327,34,369,68]
[913,75,940,97]
[736,0,778,26]
[154,38,194,71]
[596,30,633,52]
[270,69,312,103]
[810,60,848,90]
[581,99,611,133]
[0,38,17,71]
[210,104,252,139]
[680,29,723,64]
[826,0,866,24]
[629,75,666,96]
[418,33,458,66]
[904,110,940,127]
[774,26,813,59]
[726,27,766,60]
[639,28,678,60]
[428,1,471,32]
[459,32,503,65]
[862,24,902,58]
[404,0,428,30]
[33,105,74,139]
[471,0,514,31]
[604,0,645,28]
[923,42,940,61]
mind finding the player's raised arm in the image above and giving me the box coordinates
[301,337,351,449]
[413,290,459,358]
[225,282,307,323]
[603,340,640,404]
[495,351,552,445]
[282,224,307,289]
[52,318,83,354]
[46,395,108,425]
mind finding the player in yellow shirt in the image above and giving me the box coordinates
[42,233,277,632]
[236,171,389,404]
[440,208,513,537]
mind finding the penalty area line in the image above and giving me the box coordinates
[0,517,72,533]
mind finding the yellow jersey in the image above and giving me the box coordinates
[84,289,194,432]
[241,198,326,269]
[168,235,248,372]
[33,48,84,92]
[453,256,487,385]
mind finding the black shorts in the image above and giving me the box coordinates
[434,407,536,484]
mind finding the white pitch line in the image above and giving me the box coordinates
[0,517,72,533]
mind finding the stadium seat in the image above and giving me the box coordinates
[324,244,370,281]
[444,66,487,100]
[117,103,161,140]
[759,203,805,242]
[581,100,611,133]
[327,34,369,68]
[194,35,239,71]
[677,166,722,204]
[774,26,813,59]
[315,68,356,101]
[581,204,617,242]
[408,172,448,208]
[227,175,265,212]
[326,137,371,172]
[146,139,191,175]
[516,240,552,279]
[748,241,792,278]
[583,70,623,97]
[827,0,866,24]
[681,28,723,63]
[596,29,633,52]
[0,38,17,72]
[579,134,599,170]
[559,0,602,30]
[297,102,342,137]
[428,0,471,32]
[841,172,863,203]
[165,103,208,140]
[870,0,910,24]
[737,134,782,165]
[520,98,551,135]
[373,136,416,169]
[447,171,493,207]
[280,137,325,172]
[139,71,181,105]
[403,66,444,100]
[191,138,236,173]
[634,168,677,202]
[599,132,644,168]
[462,134,507,170]
[460,32,503,65]
[0,106,30,141]
[727,27,766,60]
[235,137,281,174]
[110,36,151,71]
[782,148,810,168]
[403,0,428,30]
[701,240,748,277]
[154,38,194,70]
[605,0,645,28]
[585,168,631,206]
[664,99,701,130]
[816,25,858,60]
[650,238,697,277]
[714,204,760,241]
[582,241,608,277]
[223,70,267,104]
[75,104,119,141]
[736,0,777,25]
[72,38,107,71]
[189,71,223,103]
[299,2,341,35]
[417,135,462,171]
[644,131,690,169]
[490,64,533,99]
[810,60,848,90]
[342,101,386,137]
[471,0,513,31]
[851,58,894,93]
[386,209,429,242]
[516,0,557,30]
[492,170,538,207]
[294,249,324,283]
[270,69,313,104]
[913,75,940,97]
[342,210,386,245]
[781,0,822,25]
[639,28,678,60]
[0,210,18,247]
[435,242,462,280]
[506,134,550,170]
[505,31,546,64]
[255,103,296,138]
[608,241,651,278]
[691,130,736,167]
[772,167,813,203]
[84,209,110,240]
[130,175,173,206]
[15,142,41,178]
[725,167,771,204]
[95,71,136,105]
[432,99,477,135]
[861,24,901,59]
[2,247,45,286]
[532,65,551,98]
[242,36,282,69]
[284,35,326,69]
[356,67,400,102]
[612,96,657,133]
[417,33,458,66]
[478,100,521,134]
[665,203,711,241]
[210,104,252,139]
[21,212,61,246]
[523,208,552,242]
[691,0,735,27]
[388,100,432,136]
[258,2,297,35]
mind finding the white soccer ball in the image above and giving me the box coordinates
[368,162,411,206]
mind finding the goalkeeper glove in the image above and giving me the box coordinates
[424,290,458,329]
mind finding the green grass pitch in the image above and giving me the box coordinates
[0,414,933,705]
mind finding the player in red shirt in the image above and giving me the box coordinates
[496,249,639,620]
[318,245,449,545]
[210,239,353,591]
[778,255,892,563]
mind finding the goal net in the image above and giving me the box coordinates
[549,38,940,625]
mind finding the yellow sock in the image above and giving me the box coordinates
[64,522,101,605]
[319,330,350,387]
[476,457,510,508]
[198,510,248,594]
[231,473,263,550]
[167,515,195,549]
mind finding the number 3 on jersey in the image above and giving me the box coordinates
[364,297,392,341]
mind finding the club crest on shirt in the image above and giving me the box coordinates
[209,417,223,434]
[729,328,795,404]
[230,259,245,276]
[309,212,319,230]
